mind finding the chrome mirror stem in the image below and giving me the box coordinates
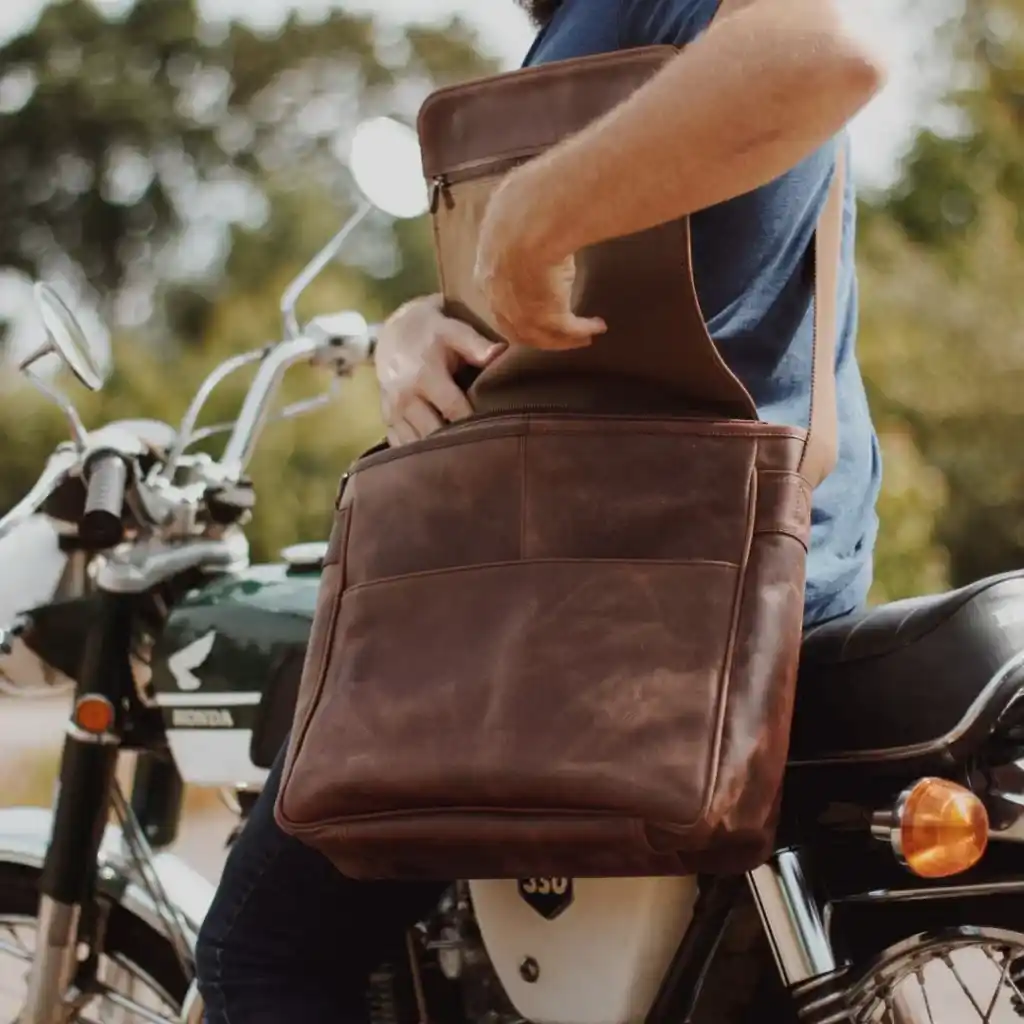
[23,370,88,451]
[280,200,373,340]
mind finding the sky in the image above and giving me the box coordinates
[0,0,950,188]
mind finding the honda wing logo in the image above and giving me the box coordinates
[167,631,216,692]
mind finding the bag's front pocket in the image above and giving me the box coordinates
[282,557,742,832]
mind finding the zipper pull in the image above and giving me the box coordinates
[430,175,453,214]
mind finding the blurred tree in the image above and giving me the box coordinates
[0,0,495,301]
[883,0,1024,256]
[0,0,497,560]
[10,0,1020,600]
[857,0,1024,590]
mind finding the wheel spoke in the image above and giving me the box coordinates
[980,949,1012,1023]
[884,988,901,1023]
[0,911,181,1023]
[0,937,29,964]
[999,960,1024,1004]
[850,935,1024,1024]
[941,952,995,1020]
[86,985,179,1024]
[916,968,937,1024]
[0,925,28,960]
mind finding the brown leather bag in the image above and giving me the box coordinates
[274,44,846,881]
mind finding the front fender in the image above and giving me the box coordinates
[0,806,215,951]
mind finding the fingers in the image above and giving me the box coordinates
[382,376,473,447]
[428,373,475,423]
[387,419,417,447]
[405,359,474,423]
[384,396,447,448]
[403,399,444,439]
[441,319,505,367]
[379,355,476,445]
[478,250,606,351]
[493,310,606,352]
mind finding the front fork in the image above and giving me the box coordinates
[748,848,849,1024]
[23,735,119,1024]
[19,593,146,1024]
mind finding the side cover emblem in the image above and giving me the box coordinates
[517,878,574,920]
[167,630,216,692]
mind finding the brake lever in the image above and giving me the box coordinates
[305,314,375,376]
[179,421,239,448]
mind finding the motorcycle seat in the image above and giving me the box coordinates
[787,571,1024,766]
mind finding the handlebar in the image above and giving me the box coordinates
[218,335,323,480]
[218,325,375,481]
[2,313,377,550]
[81,452,127,549]
[163,346,271,481]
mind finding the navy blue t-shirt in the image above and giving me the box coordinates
[524,0,881,625]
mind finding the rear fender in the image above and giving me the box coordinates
[0,806,214,951]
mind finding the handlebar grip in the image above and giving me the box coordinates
[81,453,127,549]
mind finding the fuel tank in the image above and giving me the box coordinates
[149,543,324,788]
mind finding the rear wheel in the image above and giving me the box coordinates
[0,862,189,1022]
[830,897,1024,1023]
[845,928,1024,1023]
[696,891,1024,1024]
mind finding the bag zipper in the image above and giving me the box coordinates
[429,176,453,214]
[429,150,544,213]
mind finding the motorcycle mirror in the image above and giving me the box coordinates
[280,118,425,340]
[25,283,107,392]
[349,117,429,220]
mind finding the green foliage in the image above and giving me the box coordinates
[0,0,493,294]
[856,0,1024,590]
[3,0,1024,601]
[0,0,490,562]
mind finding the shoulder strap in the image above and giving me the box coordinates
[799,147,845,488]
[708,0,845,489]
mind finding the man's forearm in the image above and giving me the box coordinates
[504,0,886,263]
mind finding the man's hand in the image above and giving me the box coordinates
[375,294,503,447]
[474,172,607,352]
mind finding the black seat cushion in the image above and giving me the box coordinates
[788,572,1024,766]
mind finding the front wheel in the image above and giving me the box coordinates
[0,862,190,1022]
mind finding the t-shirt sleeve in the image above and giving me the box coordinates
[619,0,724,49]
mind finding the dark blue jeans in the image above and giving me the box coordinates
[195,739,447,1023]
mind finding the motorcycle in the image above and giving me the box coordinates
[2,116,1024,1024]
[0,116,413,1024]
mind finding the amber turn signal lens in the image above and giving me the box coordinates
[898,778,988,879]
[73,695,115,735]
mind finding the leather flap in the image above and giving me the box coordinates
[418,46,676,178]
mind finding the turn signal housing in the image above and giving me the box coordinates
[72,694,116,736]
[874,778,989,879]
